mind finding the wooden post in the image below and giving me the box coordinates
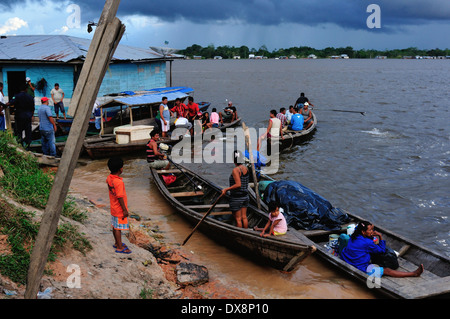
[24,0,124,299]
[242,122,261,210]
[100,107,104,136]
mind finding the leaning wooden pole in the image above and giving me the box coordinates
[25,0,124,299]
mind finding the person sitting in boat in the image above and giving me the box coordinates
[202,111,211,131]
[174,115,192,136]
[220,101,235,123]
[300,102,313,130]
[294,92,314,109]
[146,130,170,170]
[210,108,221,128]
[285,105,295,125]
[288,107,304,131]
[276,107,288,131]
[221,150,249,228]
[340,221,424,278]
[258,110,284,151]
[254,202,287,237]
[170,98,187,119]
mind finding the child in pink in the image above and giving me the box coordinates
[254,202,287,237]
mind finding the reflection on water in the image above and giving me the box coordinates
[70,157,375,299]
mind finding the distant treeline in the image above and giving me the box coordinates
[178,44,450,59]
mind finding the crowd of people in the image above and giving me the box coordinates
[0,78,65,157]
[154,97,239,137]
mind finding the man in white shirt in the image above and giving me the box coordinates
[51,83,66,120]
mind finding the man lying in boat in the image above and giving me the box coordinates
[146,130,170,170]
[340,221,424,278]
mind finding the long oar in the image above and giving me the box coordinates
[182,193,225,246]
[317,108,366,116]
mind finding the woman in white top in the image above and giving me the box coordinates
[258,109,284,150]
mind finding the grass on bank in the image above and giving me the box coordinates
[0,132,92,285]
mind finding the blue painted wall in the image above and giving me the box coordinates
[98,61,167,96]
[1,64,75,99]
[1,61,167,101]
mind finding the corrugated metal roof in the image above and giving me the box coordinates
[0,35,173,63]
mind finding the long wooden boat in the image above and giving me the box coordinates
[149,164,316,272]
[267,111,317,153]
[248,179,450,299]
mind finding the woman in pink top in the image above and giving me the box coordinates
[254,202,287,237]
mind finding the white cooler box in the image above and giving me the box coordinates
[115,125,154,144]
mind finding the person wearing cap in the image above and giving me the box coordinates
[51,83,66,120]
[38,97,57,157]
[25,77,36,98]
[300,102,313,130]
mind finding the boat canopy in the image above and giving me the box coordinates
[100,86,194,108]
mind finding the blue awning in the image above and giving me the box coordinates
[101,87,194,108]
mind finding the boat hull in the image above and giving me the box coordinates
[150,164,315,271]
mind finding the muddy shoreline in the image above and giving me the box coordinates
[0,189,253,299]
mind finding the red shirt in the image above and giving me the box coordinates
[187,102,199,117]
[106,174,128,217]
[170,103,187,118]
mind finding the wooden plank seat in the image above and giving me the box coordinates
[171,191,204,198]
[210,211,233,216]
[185,204,230,210]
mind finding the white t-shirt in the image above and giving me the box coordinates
[175,117,189,126]
[0,91,5,118]
[51,88,64,103]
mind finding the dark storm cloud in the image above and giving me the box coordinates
[3,0,450,29]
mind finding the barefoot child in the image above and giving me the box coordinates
[107,157,132,254]
[254,202,287,237]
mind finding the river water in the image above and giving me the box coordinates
[71,59,449,299]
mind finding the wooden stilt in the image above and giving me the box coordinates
[24,0,124,299]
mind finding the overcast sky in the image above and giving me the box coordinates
[1,0,449,51]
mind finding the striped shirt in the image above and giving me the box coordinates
[276,113,287,128]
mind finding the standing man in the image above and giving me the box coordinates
[26,77,36,99]
[38,97,57,157]
[51,83,66,120]
[170,98,187,118]
[159,96,170,138]
[8,84,35,148]
[0,82,6,132]
[186,96,199,123]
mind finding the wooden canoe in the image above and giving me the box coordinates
[149,164,316,272]
[248,180,450,299]
[267,111,317,153]
[83,135,182,160]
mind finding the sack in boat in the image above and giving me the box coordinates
[162,174,176,186]
[371,246,399,270]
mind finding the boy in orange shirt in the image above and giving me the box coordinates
[107,157,131,254]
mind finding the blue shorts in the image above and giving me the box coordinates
[54,102,65,114]
[111,216,129,230]
[367,264,384,277]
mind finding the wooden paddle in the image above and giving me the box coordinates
[182,193,225,246]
